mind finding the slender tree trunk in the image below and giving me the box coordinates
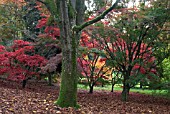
[111,84,115,92]
[48,73,52,86]
[102,84,104,87]
[121,84,130,101]
[111,78,115,92]
[22,77,31,88]
[122,85,127,101]
[121,73,130,101]
[89,85,94,93]
[140,82,143,89]
[22,79,27,88]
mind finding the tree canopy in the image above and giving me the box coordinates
[0,0,169,108]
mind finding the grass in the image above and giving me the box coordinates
[78,84,170,99]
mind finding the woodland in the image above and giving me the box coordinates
[0,0,170,113]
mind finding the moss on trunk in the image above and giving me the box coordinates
[55,34,79,107]
[43,0,119,108]
[55,56,78,107]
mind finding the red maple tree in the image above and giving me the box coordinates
[0,40,47,81]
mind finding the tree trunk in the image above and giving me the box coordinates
[111,78,115,92]
[48,73,52,86]
[121,84,130,101]
[140,82,143,89]
[89,85,94,93]
[22,79,27,88]
[42,0,119,108]
[54,0,79,108]
[22,77,31,88]
[121,72,130,101]
[56,47,78,107]
[102,84,104,87]
[111,83,115,92]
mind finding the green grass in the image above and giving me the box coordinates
[78,84,170,99]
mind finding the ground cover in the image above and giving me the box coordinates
[0,79,169,114]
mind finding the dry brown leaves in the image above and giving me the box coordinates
[0,79,169,114]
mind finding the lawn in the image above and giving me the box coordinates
[78,84,170,99]
[0,79,169,114]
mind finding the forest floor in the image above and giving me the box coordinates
[0,79,169,114]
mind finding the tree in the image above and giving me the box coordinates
[161,57,170,96]
[41,53,62,86]
[35,0,120,107]
[0,40,47,86]
[89,1,169,101]
[78,32,110,93]
[111,70,122,92]
[0,1,25,45]
[22,0,42,41]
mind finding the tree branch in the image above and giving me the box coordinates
[73,0,120,32]
[36,0,47,5]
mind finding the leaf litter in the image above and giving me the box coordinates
[0,79,169,114]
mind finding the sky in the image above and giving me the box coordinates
[85,0,151,10]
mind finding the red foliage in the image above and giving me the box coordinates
[78,31,109,87]
[80,32,104,50]
[80,24,157,84]
[107,37,157,75]
[36,18,48,28]
[133,64,146,74]
[0,45,5,52]
[0,40,47,81]
[35,2,157,83]
[36,13,60,40]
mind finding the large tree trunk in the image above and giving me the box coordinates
[41,0,119,108]
[56,43,78,107]
[54,0,79,108]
